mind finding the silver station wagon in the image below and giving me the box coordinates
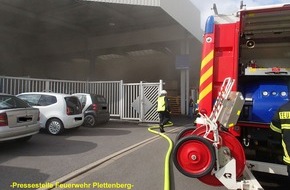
[0,93,40,142]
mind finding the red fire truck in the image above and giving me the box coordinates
[173,2,290,189]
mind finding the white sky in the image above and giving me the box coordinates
[190,0,290,29]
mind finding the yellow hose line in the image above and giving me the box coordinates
[148,122,174,190]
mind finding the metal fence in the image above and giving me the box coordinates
[0,76,162,122]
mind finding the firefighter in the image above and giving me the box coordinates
[157,90,171,133]
[270,102,290,178]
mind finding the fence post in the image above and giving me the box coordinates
[119,80,124,120]
[140,81,144,122]
[45,81,50,92]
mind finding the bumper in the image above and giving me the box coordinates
[0,124,40,142]
[63,116,83,129]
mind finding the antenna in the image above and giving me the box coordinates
[212,3,218,15]
[240,1,246,9]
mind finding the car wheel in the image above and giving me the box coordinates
[84,114,96,127]
[46,118,64,135]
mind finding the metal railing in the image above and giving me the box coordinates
[0,76,162,122]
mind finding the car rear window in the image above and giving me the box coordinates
[91,95,107,103]
[0,95,30,109]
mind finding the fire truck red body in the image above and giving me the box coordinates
[198,3,290,164]
[173,3,290,190]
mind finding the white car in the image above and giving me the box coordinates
[0,93,40,142]
[17,92,83,135]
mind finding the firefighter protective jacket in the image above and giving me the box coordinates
[270,101,290,165]
[157,95,170,112]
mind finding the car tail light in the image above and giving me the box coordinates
[37,112,40,121]
[92,103,98,111]
[0,113,8,127]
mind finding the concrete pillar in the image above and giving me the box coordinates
[180,69,186,114]
[179,37,190,115]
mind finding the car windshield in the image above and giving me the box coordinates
[0,95,30,110]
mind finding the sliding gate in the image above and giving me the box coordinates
[0,76,162,122]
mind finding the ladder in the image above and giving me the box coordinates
[209,77,235,123]
[200,77,235,141]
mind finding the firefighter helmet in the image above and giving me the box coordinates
[161,90,167,95]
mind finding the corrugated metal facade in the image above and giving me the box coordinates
[90,0,160,6]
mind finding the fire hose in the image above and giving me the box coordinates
[148,122,174,190]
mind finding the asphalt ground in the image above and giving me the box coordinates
[2,116,195,190]
[51,130,227,190]
[47,116,289,190]
[47,116,228,190]
[3,116,289,190]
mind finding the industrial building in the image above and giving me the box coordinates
[0,0,203,115]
